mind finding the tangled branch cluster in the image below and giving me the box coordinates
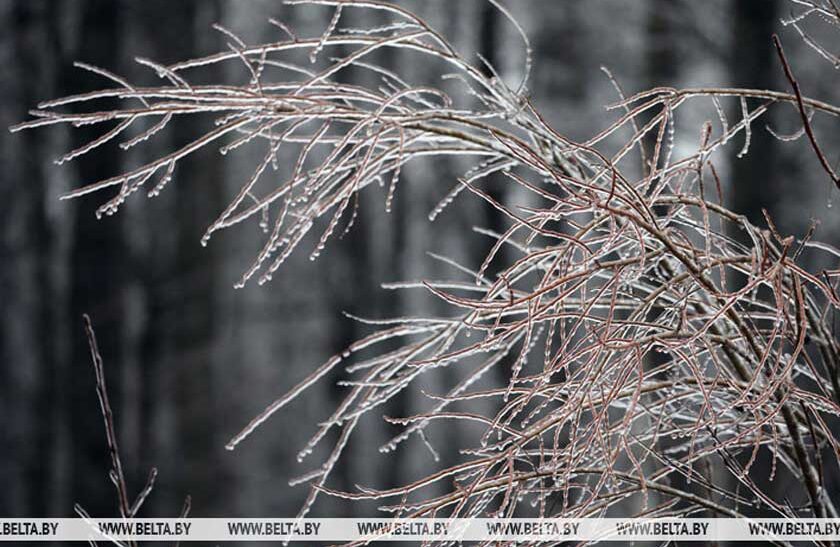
[11,0,840,538]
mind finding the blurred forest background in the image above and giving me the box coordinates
[1,0,838,522]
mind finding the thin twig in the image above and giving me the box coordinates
[773,33,840,189]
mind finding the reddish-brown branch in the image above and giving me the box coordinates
[773,33,840,190]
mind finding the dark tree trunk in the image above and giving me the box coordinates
[728,0,781,227]
[2,0,64,517]
[64,0,127,518]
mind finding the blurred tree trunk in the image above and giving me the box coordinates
[64,0,128,518]
[322,7,396,514]
[643,0,679,170]
[124,0,224,515]
[476,0,522,430]
[1,0,67,517]
[728,0,781,227]
[171,1,226,516]
[477,0,509,257]
[726,0,781,524]
[635,0,683,516]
